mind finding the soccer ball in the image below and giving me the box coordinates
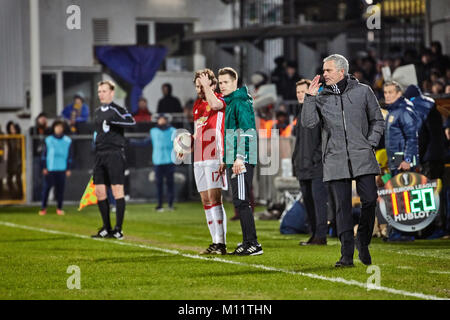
[173,132,193,154]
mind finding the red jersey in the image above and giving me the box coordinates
[193,92,226,164]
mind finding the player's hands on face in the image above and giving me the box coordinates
[398,161,411,171]
[232,158,245,175]
[42,169,48,176]
[198,73,211,89]
[307,75,322,96]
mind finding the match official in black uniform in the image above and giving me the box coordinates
[92,80,136,239]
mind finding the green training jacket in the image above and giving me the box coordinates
[223,86,258,167]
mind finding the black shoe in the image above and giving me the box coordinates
[335,256,354,268]
[230,243,263,256]
[355,236,371,265]
[229,243,245,255]
[300,237,327,246]
[200,243,226,255]
[111,228,124,240]
[299,236,314,246]
[200,243,217,255]
[214,243,227,255]
[91,228,112,239]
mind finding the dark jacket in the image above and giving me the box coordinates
[404,85,446,163]
[157,95,182,114]
[292,104,323,180]
[384,96,419,171]
[301,75,384,182]
[279,73,301,101]
[94,102,136,152]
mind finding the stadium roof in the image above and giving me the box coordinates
[184,20,363,42]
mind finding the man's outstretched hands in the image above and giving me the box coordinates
[307,75,322,96]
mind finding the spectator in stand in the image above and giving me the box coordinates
[279,60,301,102]
[352,69,371,86]
[445,84,450,94]
[431,41,450,70]
[275,111,292,137]
[62,94,90,134]
[362,55,377,82]
[182,99,195,132]
[157,83,183,114]
[431,81,445,95]
[6,121,23,199]
[445,68,450,84]
[29,112,52,201]
[417,49,434,87]
[422,79,433,94]
[404,84,446,179]
[270,56,286,95]
[30,112,52,136]
[133,97,152,123]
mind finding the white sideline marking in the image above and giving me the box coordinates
[386,249,450,260]
[0,221,448,301]
[428,270,450,275]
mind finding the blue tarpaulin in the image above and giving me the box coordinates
[95,46,167,113]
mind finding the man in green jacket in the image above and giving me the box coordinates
[218,67,262,256]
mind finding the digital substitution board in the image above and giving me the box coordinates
[377,172,441,232]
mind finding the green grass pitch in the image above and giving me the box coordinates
[0,202,449,300]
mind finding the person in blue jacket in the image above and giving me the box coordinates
[383,81,420,177]
[383,81,420,241]
[404,85,448,239]
[404,85,447,179]
[131,113,176,211]
[39,120,73,216]
[62,94,90,132]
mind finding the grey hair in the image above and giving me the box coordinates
[383,80,403,93]
[323,54,349,75]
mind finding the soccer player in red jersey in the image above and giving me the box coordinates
[190,68,228,254]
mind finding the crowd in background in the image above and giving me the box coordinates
[1,41,450,239]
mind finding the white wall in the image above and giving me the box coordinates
[38,0,233,68]
[0,0,26,108]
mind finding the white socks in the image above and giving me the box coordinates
[204,205,216,243]
[204,203,227,244]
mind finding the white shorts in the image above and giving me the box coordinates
[194,162,228,193]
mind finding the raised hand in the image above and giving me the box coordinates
[307,75,322,96]
[198,73,211,89]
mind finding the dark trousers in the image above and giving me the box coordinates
[229,163,258,245]
[155,164,175,207]
[41,171,66,209]
[328,174,377,258]
[299,177,329,239]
